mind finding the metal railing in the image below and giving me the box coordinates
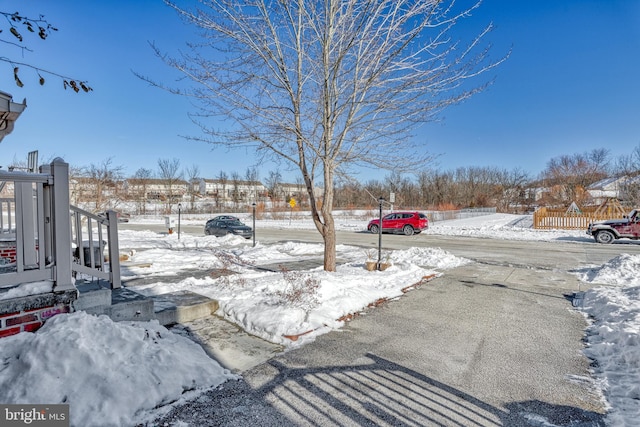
[425,207,497,222]
[0,158,121,292]
[0,197,15,238]
[0,170,53,287]
[70,206,121,288]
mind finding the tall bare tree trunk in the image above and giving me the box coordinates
[321,210,336,271]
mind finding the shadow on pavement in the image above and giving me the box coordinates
[151,353,605,426]
[459,279,567,301]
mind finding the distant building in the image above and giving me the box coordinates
[126,178,189,202]
[587,176,640,205]
[64,174,321,211]
[197,178,267,203]
[194,178,320,206]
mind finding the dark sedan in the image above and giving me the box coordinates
[204,218,252,239]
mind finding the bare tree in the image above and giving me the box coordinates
[132,167,154,214]
[146,0,507,270]
[334,176,366,209]
[230,171,242,208]
[157,158,183,213]
[455,166,506,207]
[1,11,91,92]
[83,157,124,211]
[185,164,200,211]
[416,170,456,208]
[415,171,432,207]
[265,170,282,206]
[293,175,307,208]
[245,166,260,203]
[362,179,387,209]
[541,148,610,206]
[494,168,531,213]
[217,171,228,209]
[615,144,640,206]
[384,172,413,209]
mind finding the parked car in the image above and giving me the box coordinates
[204,216,240,232]
[204,218,252,239]
[587,209,640,244]
[367,211,429,236]
[209,215,239,222]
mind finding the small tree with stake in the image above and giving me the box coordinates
[141,0,508,272]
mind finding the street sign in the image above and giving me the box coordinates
[289,198,296,208]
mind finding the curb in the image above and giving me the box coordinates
[283,274,439,341]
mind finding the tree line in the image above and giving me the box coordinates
[10,145,635,215]
[342,147,640,212]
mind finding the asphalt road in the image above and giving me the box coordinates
[134,224,635,426]
[124,221,640,270]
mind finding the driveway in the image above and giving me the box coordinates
[152,234,612,426]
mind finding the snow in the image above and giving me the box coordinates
[579,254,640,425]
[0,313,236,427]
[0,280,53,300]
[0,213,638,426]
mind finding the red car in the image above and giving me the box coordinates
[367,211,429,236]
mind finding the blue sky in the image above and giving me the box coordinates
[1,0,639,182]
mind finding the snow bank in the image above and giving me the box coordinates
[579,254,640,424]
[0,312,236,427]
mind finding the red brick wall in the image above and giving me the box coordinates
[0,246,17,264]
[0,244,40,264]
[0,287,77,339]
[0,304,72,338]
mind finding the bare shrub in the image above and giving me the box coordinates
[211,249,253,287]
[273,266,321,311]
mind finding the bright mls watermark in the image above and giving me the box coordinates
[1,404,69,426]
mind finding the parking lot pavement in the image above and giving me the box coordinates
[171,315,285,374]
[153,261,606,426]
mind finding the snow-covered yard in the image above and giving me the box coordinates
[0,213,638,426]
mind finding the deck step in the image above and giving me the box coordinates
[150,290,219,326]
[110,287,155,321]
[76,283,218,326]
[76,283,153,322]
